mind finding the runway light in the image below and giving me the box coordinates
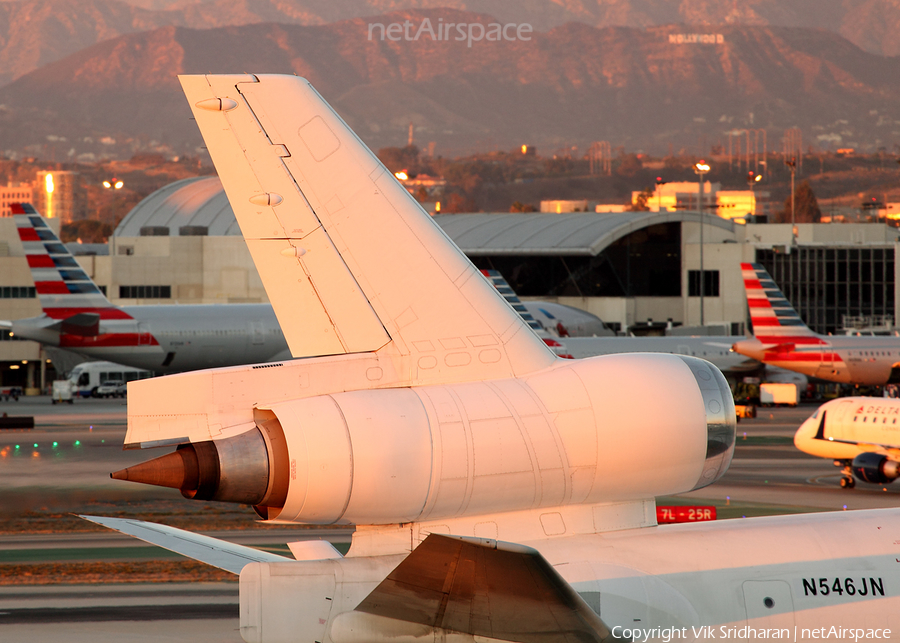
[32,451,39,458]
[52,441,58,448]
[74,440,80,446]
[843,505,847,510]
[33,443,38,448]
[14,445,19,450]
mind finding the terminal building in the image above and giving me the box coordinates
[0,175,898,388]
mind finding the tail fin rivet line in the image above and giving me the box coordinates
[249,193,284,206]
[195,97,238,112]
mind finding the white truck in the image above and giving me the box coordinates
[51,380,74,404]
[759,382,799,406]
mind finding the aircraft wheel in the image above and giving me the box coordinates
[840,476,855,489]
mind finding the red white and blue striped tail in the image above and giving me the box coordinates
[13,204,128,322]
[741,262,816,340]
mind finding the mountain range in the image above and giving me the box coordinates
[0,0,899,88]
[0,7,898,159]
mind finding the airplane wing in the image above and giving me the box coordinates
[180,75,554,381]
[354,533,616,643]
[79,515,292,574]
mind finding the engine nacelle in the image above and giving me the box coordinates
[852,452,900,484]
[113,354,735,526]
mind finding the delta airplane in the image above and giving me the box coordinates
[85,75,899,643]
[731,263,900,385]
[794,397,900,489]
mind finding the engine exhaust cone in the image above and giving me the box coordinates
[109,429,278,506]
[110,448,199,491]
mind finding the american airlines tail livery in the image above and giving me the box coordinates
[732,262,900,385]
[84,75,899,642]
[7,203,291,373]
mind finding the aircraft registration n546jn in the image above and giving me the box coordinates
[86,75,900,643]
[732,262,900,385]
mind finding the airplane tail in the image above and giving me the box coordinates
[180,74,555,382]
[740,262,817,340]
[14,204,117,321]
[12,204,136,342]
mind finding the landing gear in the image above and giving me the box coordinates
[835,460,855,489]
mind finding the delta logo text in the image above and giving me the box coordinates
[368,18,533,47]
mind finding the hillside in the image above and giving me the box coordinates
[0,0,899,86]
[0,9,897,158]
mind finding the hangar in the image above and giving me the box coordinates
[0,175,898,390]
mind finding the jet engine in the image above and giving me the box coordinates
[852,452,900,484]
[112,354,735,525]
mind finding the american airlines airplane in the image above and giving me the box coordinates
[5,204,292,373]
[731,262,900,385]
[85,74,899,642]
[794,397,900,489]
[485,269,760,374]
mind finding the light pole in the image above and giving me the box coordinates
[747,171,762,218]
[694,161,710,326]
[100,178,124,219]
[785,157,797,245]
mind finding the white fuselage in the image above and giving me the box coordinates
[245,508,900,643]
[12,303,291,373]
[565,335,760,375]
[733,335,900,385]
[795,397,900,460]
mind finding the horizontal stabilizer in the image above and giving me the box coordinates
[355,533,616,643]
[79,515,291,574]
[60,312,101,337]
[287,540,343,560]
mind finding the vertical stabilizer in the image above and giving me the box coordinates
[13,205,117,318]
[180,74,555,382]
[741,262,816,340]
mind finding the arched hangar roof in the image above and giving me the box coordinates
[434,211,734,256]
[114,176,734,256]
[114,176,241,237]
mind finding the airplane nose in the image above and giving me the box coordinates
[793,414,822,453]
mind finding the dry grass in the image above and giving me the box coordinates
[0,560,237,585]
